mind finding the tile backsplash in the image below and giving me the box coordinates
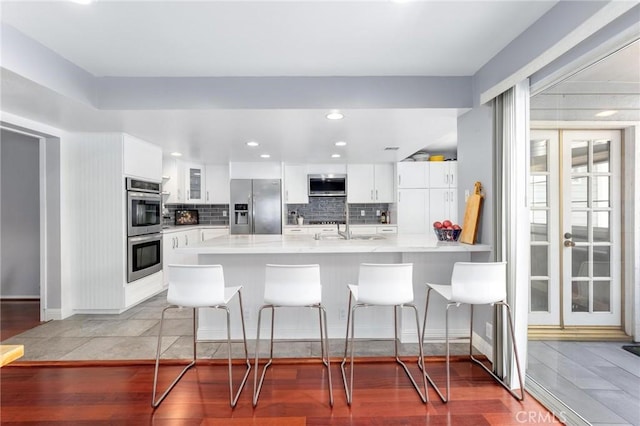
[164,204,229,226]
[287,197,390,225]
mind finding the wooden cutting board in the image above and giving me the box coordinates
[459,182,483,245]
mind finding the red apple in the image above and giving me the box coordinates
[452,224,461,230]
[442,219,453,228]
[433,221,443,229]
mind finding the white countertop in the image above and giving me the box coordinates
[162,225,228,234]
[175,233,491,254]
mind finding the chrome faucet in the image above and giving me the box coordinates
[337,202,351,240]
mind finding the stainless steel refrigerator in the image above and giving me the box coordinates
[230,179,282,234]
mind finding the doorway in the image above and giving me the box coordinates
[529,129,622,331]
[0,128,42,338]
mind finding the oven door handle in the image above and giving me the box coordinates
[128,234,162,244]
[128,191,161,201]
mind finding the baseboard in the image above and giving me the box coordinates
[0,296,40,300]
[472,331,493,362]
[44,309,62,321]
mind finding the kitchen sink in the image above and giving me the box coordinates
[314,234,385,241]
[349,234,385,240]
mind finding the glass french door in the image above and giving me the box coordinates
[529,129,621,327]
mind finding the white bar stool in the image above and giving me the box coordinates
[420,261,524,402]
[152,264,251,408]
[340,263,428,405]
[253,264,333,407]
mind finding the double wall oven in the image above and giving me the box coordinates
[126,178,163,282]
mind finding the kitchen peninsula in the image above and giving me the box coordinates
[175,234,491,344]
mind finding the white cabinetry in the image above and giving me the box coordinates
[123,134,163,181]
[429,189,458,225]
[162,228,200,285]
[347,163,395,203]
[397,162,428,188]
[283,227,308,235]
[184,163,205,204]
[397,189,429,234]
[204,165,230,204]
[71,133,163,313]
[284,165,309,204]
[163,161,230,205]
[429,161,457,188]
[428,161,458,225]
[162,158,184,204]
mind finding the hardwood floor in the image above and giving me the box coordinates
[0,300,42,341]
[1,360,558,424]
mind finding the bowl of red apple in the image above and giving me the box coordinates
[433,220,462,241]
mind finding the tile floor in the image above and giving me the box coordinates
[2,291,470,361]
[528,340,640,426]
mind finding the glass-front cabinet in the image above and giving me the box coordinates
[184,163,205,204]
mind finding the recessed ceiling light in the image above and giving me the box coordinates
[246,141,259,147]
[331,154,341,158]
[260,154,271,159]
[170,152,182,157]
[70,0,93,4]
[595,110,618,117]
[326,111,344,120]
[335,141,347,147]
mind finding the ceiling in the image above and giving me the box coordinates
[4,0,631,165]
[531,39,640,123]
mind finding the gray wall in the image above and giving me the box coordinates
[1,129,40,298]
[457,105,495,346]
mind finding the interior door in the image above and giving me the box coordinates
[529,130,621,328]
[562,130,621,326]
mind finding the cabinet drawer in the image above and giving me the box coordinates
[283,227,308,235]
[377,226,398,234]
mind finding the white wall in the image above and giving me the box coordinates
[1,129,40,298]
[456,105,495,352]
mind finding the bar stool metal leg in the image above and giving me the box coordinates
[225,290,252,408]
[152,306,197,408]
[341,299,428,405]
[253,305,275,407]
[469,302,525,401]
[419,287,447,402]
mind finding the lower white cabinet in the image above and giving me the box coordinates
[397,189,429,234]
[162,228,199,285]
[283,227,308,235]
[428,188,458,226]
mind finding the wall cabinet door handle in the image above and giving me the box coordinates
[371,190,374,200]
[185,235,188,246]
[207,191,209,202]
[375,189,379,200]
[286,190,289,202]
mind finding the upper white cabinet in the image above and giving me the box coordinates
[429,161,457,188]
[373,164,395,202]
[184,163,205,204]
[284,165,309,204]
[162,158,184,204]
[163,160,230,205]
[347,163,395,203]
[123,134,162,181]
[397,162,428,188]
[205,164,230,204]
